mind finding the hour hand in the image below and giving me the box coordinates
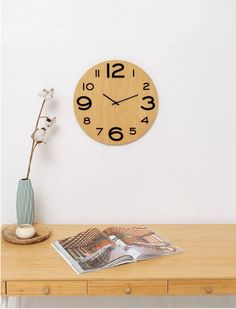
[103,93,119,105]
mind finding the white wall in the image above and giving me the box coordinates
[2,0,236,307]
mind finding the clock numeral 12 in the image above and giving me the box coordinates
[107,63,125,78]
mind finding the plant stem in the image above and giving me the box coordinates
[26,142,38,179]
[25,99,46,179]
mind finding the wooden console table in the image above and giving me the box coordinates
[1,224,236,307]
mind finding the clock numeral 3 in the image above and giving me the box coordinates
[129,127,136,135]
[77,96,92,110]
[83,117,90,125]
[96,128,103,135]
[141,116,149,124]
[107,63,125,78]
[108,127,123,141]
[141,96,155,110]
[143,82,150,90]
[82,83,94,91]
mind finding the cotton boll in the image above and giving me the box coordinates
[31,128,47,143]
[38,88,55,100]
[45,117,56,127]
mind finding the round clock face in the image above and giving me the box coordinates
[73,60,158,145]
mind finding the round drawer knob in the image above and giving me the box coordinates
[42,287,51,295]
[204,286,213,294]
[124,286,132,294]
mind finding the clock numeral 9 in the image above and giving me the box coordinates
[107,63,125,78]
[77,96,92,110]
[108,127,123,141]
[141,96,155,110]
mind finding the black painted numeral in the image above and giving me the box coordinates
[83,117,90,125]
[141,96,155,110]
[143,82,150,90]
[95,69,100,77]
[77,96,92,110]
[83,83,94,91]
[129,127,136,135]
[96,128,103,135]
[141,116,149,124]
[107,63,125,78]
[132,69,135,77]
[108,127,123,141]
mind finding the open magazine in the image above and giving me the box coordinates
[52,226,182,274]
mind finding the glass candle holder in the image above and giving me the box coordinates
[15,224,36,239]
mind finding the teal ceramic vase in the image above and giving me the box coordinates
[16,179,35,224]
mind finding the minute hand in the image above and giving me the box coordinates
[115,94,139,104]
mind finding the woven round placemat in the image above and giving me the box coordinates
[2,223,51,245]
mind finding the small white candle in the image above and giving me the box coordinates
[15,224,36,239]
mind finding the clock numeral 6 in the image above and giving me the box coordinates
[77,96,92,110]
[107,63,125,78]
[108,127,123,141]
[141,96,155,110]
[82,83,94,91]
[129,127,136,135]
[83,117,90,125]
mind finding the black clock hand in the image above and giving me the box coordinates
[102,93,119,105]
[114,94,139,105]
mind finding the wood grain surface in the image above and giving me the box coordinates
[73,60,158,145]
[2,224,236,296]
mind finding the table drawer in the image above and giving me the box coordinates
[7,280,87,296]
[169,280,236,295]
[88,280,167,295]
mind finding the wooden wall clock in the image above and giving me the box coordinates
[73,60,158,145]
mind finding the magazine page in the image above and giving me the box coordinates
[103,226,182,261]
[52,228,134,273]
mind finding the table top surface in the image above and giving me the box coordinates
[2,224,236,281]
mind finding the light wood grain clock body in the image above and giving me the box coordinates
[73,60,158,145]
